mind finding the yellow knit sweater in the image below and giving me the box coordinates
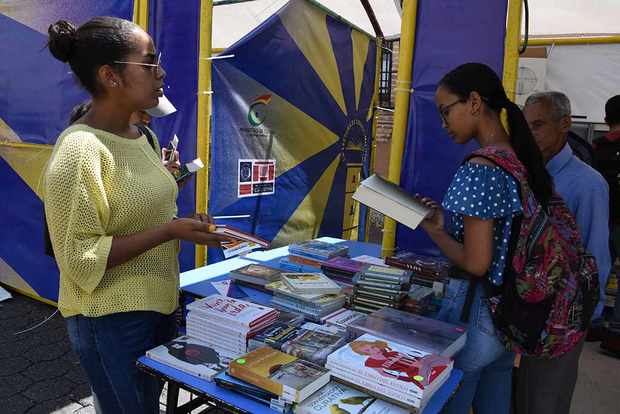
[44,125,179,317]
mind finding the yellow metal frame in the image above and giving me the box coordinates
[503,0,523,102]
[132,0,149,30]
[380,0,418,258]
[525,35,620,47]
[364,37,384,242]
[195,0,214,267]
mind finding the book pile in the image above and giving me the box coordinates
[229,263,283,289]
[280,323,348,365]
[402,285,437,315]
[348,307,467,358]
[281,272,341,295]
[214,371,279,406]
[287,240,349,269]
[249,322,342,355]
[295,381,409,414]
[350,265,411,314]
[228,347,331,404]
[266,280,346,321]
[320,256,367,287]
[146,335,227,380]
[320,308,366,338]
[326,333,453,412]
[186,294,279,360]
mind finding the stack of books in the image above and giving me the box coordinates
[281,272,341,295]
[287,240,349,269]
[348,308,467,358]
[295,381,409,414]
[186,294,279,360]
[350,265,411,313]
[146,335,227,380]
[326,333,453,412]
[229,263,283,289]
[228,347,331,404]
[266,280,346,321]
[320,256,367,287]
[320,308,366,338]
[402,284,437,315]
[386,252,449,289]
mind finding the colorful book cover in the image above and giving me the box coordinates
[186,294,278,328]
[385,252,450,279]
[289,240,349,259]
[326,334,452,392]
[294,382,374,414]
[248,322,304,351]
[349,308,467,357]
[228,347,330,403]
[146,335,227,380]
[281,329,347,365]
[210,224,270,248]
[322,256,367,274]
[281,273,341,295]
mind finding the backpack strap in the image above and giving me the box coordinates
[465,147,527,186]
[137,124,158,153]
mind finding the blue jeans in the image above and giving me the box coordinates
[66,311,176,414]
[437,279,514,414]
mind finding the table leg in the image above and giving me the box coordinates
[166,381,180,414]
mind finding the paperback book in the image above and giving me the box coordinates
[348,308,467,357]
[146,335,227,380]
[229,263,283,287]
[281,272,341,295]
[228,347,330,403]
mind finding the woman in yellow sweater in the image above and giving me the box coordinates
[44,17,228,413]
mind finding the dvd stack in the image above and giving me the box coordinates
[266,281,346,322]
[320,256,367,287]
[186,294,279,360]
[350,265,411,314]
[386,252,451,315]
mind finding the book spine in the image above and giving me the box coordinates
[229,364,284,397]
[329,369,422,408]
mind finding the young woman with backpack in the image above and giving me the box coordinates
[416,63,554,414]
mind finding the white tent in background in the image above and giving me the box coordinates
[212,0,402,49]
[527,0,620,36]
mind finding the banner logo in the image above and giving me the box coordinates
[247,94,272,126]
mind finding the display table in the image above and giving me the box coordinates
[139,238,463,413]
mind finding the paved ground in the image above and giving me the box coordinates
[1,289,619,414]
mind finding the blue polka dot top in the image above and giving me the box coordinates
[442,162,522,285]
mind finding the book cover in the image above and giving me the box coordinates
[289,240,349,259]
[266,281,345,305]
[326,333,451,393]
[281,329,347,365]
[281,273,341,295]
[146,335,227,380]
[294,382,375,414]
[322,256,367,274]
[352,174,430,231]
[248,322,304,351]
[228,347,330,403]
[384,252,450,279]
[230,263,283,286]
[349,308,467,357]
[214,371,278,404]
[187,294,278,329]
[360,266,412,284]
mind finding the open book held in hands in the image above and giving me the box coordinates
[207,224,270,248]
[352,174,431,230]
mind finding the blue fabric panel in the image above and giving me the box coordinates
[396,0,508,254]
[148,0,201,272]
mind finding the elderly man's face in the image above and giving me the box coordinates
[523,101,571,162]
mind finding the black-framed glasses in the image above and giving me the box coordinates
[113,51,162,73]
[439,99,465,124]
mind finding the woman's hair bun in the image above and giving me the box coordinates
[48,20,77,63]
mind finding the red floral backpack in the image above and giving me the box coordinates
[467,147,599,358]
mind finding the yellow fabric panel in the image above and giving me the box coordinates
[0,144,53,199]
[271,156,340,246]
[0,258,38,297]
[221,64,339,177]
[280,0,347,116]
[351,30,369,111]
[0,118,21,142]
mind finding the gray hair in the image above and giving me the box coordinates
[524,91,572,120]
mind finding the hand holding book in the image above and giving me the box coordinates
[415,194,444,234]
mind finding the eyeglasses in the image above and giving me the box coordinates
[439,99,465,124]
[113,51,162,73]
